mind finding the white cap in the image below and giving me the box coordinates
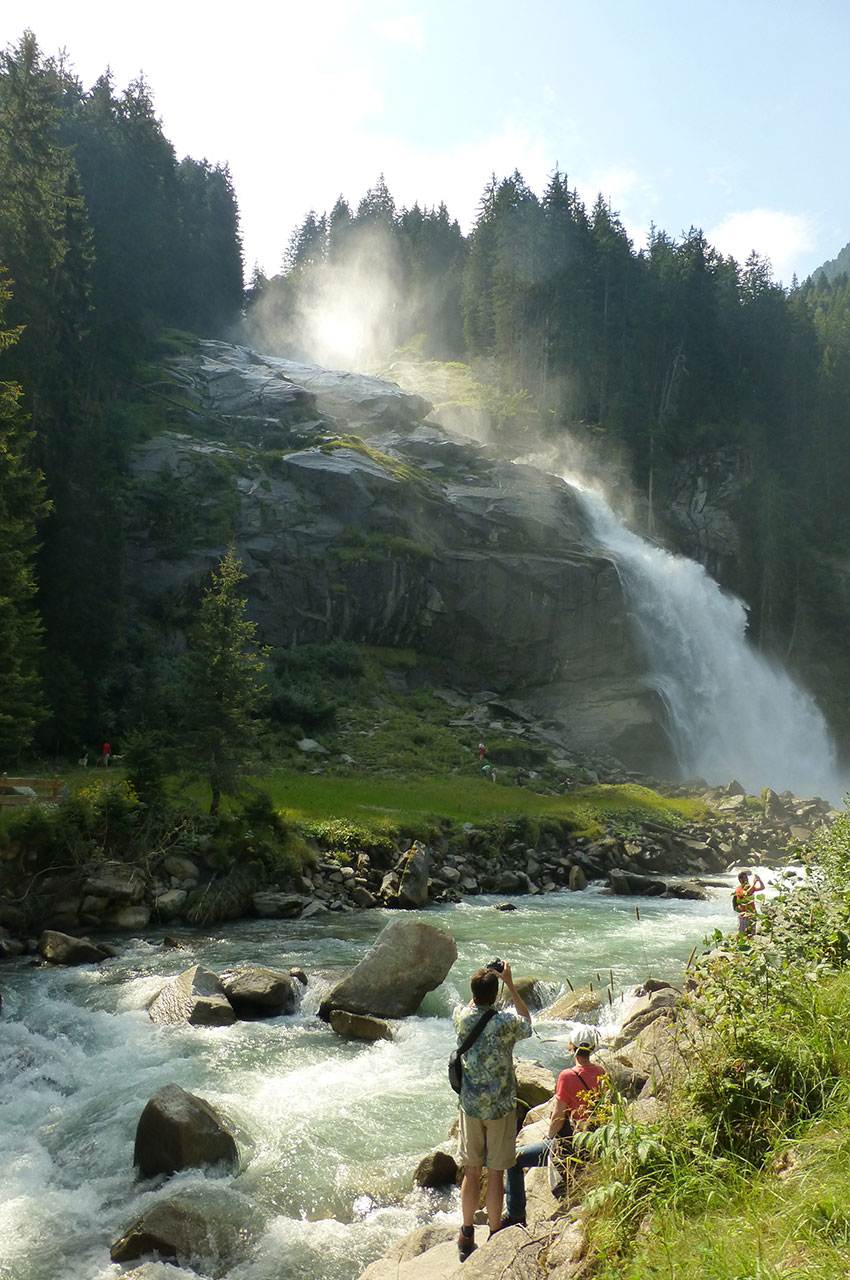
[569,1023,600,1051]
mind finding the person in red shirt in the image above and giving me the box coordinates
[503,1026,606,1226]
[101,742,111,768]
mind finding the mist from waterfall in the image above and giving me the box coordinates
[570,482,846,802]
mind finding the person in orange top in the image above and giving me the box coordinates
[734,870,765,936]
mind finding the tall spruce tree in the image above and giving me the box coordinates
[180,548,266,815]
[0,273,49,762]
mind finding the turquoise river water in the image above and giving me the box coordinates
[0,881,741,1280]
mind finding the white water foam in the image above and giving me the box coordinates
[573,483,846,801]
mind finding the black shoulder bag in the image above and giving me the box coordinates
[448,1008,496,1094]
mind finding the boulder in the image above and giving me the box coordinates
[162,855,200,880]
[358,1230,458,1279]
[663,879,708,901]
[392,842,430,909]
[616,985,681,1045]
[495,869,525,894]
[102,904,151,930]
[220,967,297,1018]
[329,1010,393,1042]
[595,1049,648,1098]
[762,788,787,821]
[251,892,309,918]
[351,885,378,908]
[318,918,457,1020]
[515,1060,556,1108]
[510,976,548,1011]
[538,985,602,1021]
[38,929,111,965]
[148,965,236,1027]
[608,869,666,896]
[568,865,587,891]
[616,1013,684,1088]
[82,867,146,902]
[110,1196,246,1268]
[134,1084,238,1178]
[154,889,188,919]
[413,1151,458,1188]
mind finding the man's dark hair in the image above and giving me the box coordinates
[470,967,499,1007]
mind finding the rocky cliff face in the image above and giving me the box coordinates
[126,341,670,770]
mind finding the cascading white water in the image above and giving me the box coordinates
[572,483,846,802]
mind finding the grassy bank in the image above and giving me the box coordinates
[258,774,708,838]
[579,811,850,1280]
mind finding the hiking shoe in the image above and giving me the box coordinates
[499,1213,526,1229]
[458,1226,476,1261]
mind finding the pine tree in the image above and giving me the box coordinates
[180,548,267,815]
[0,272,49,762]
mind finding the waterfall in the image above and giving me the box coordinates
[572,484,845,802]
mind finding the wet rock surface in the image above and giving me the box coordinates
[134,1083,239,1178]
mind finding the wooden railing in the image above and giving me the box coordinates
[0,776,64,807]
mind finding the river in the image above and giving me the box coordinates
[0,883,737,1280]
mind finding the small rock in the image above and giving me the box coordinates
[329,1010,393,1042]
[413,1151,458,1188]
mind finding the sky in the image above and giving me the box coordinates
[4,0,849,286]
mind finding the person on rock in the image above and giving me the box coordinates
[503,1025,607,1227]
[734,869,765,936]
[453,961,532,1261]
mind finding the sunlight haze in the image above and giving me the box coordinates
[3,0,848,283]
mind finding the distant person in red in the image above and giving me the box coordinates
[101,742,111,768]
[477,740,486,761]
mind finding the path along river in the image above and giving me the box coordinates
[0,881,741,1280]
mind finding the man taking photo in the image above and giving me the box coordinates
[452,960,532,1261]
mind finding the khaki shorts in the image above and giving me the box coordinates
[458,1109,517,1170]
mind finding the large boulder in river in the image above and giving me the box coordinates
[148,965,236,1027]
[110,1194,249,1268]
[318,918,457,1020]
[219,967,297,1018]
[38,929,111,965]
[134,1083,238,1178]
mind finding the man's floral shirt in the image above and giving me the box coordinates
[452,1004,532,1119]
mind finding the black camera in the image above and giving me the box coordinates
[486,958,505,973]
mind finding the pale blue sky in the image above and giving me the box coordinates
[4,0,848,284]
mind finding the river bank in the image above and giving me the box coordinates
[0,776,835,953]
